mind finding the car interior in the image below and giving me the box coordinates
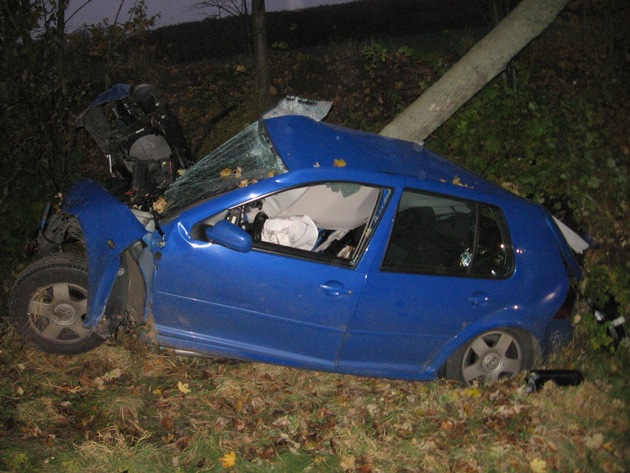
[199,182,382,261]
[382,190,512,278]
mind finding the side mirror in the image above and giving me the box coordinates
[205,220,253,253]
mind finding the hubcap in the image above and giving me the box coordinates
[52,303,77,325]
[28,282,89,343]
[481,352,502,372]
[461,331,523,384]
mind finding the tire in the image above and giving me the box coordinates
[9,254,105,355]
[445,328,534,385]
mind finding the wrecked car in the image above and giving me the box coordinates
[75,83,192,207]
[9,98,585,385]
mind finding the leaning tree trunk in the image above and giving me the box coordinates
[379,0,570,143]
[252,0,271,111]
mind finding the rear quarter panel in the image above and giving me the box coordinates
[429,198,574,372]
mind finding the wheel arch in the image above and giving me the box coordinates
[37,211,85,256]
[61,180,149,329]
[430,313,543,380]
[96,243,149,337]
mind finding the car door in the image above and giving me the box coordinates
[339,188,519,379]
[151,181,390,371]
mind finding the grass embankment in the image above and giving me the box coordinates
[0,322,628,472]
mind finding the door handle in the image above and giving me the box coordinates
[320,280,353,297]
[468,292,490,307]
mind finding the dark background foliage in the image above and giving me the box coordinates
[150,0,499,62]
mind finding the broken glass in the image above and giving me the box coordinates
[161,120,287,218]
[263,96,332,121]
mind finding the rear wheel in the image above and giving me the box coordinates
[9,255,105,355]
[445,328,534,385]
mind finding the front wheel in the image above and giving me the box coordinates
[9,255,105,355]
[445,328,534,385]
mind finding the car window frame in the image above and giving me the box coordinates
[380,187,515,279]
[195,180,393,268]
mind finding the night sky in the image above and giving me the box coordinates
[67,0,356,30]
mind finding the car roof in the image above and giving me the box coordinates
[264,115,511,198]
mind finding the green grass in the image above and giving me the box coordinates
[0,324,628,473]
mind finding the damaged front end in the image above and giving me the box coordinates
[76,83,192,209]
[23,96,330,346]
[61,179,157,337]
[9,179,156,354]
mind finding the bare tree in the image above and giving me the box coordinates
[252,0,270,110]
[192,0,251,68]
[380,0,571,143]
[195,0,270,110]
[193,0,249,19]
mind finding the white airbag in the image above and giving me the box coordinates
[262,215,319,251]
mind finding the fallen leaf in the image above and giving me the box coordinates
[465,386,481,398]
[530,458,547,473]
[420,440,437,451]
[357,462,373,473]
[102,368,122,381]
[161,416,174,430]
[94,377,105,391]
[340,455,356,471]
[177,381,191,394]
[452,175,472,188]
[175,436,191,451]
[220,451,236,468]
[584,433,604,450]
[153,196,167,213]
[440,419,454,431]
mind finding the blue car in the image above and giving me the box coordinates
[9,100,584,384]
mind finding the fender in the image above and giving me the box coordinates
[423,299,570,379]
[63,180,150,328]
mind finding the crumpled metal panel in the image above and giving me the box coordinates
[63,179,148,328]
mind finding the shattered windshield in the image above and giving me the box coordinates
[159,120,287,218]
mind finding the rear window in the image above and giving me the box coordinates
[382,189,514,278]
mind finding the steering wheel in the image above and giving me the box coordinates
[252,212,268,241]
